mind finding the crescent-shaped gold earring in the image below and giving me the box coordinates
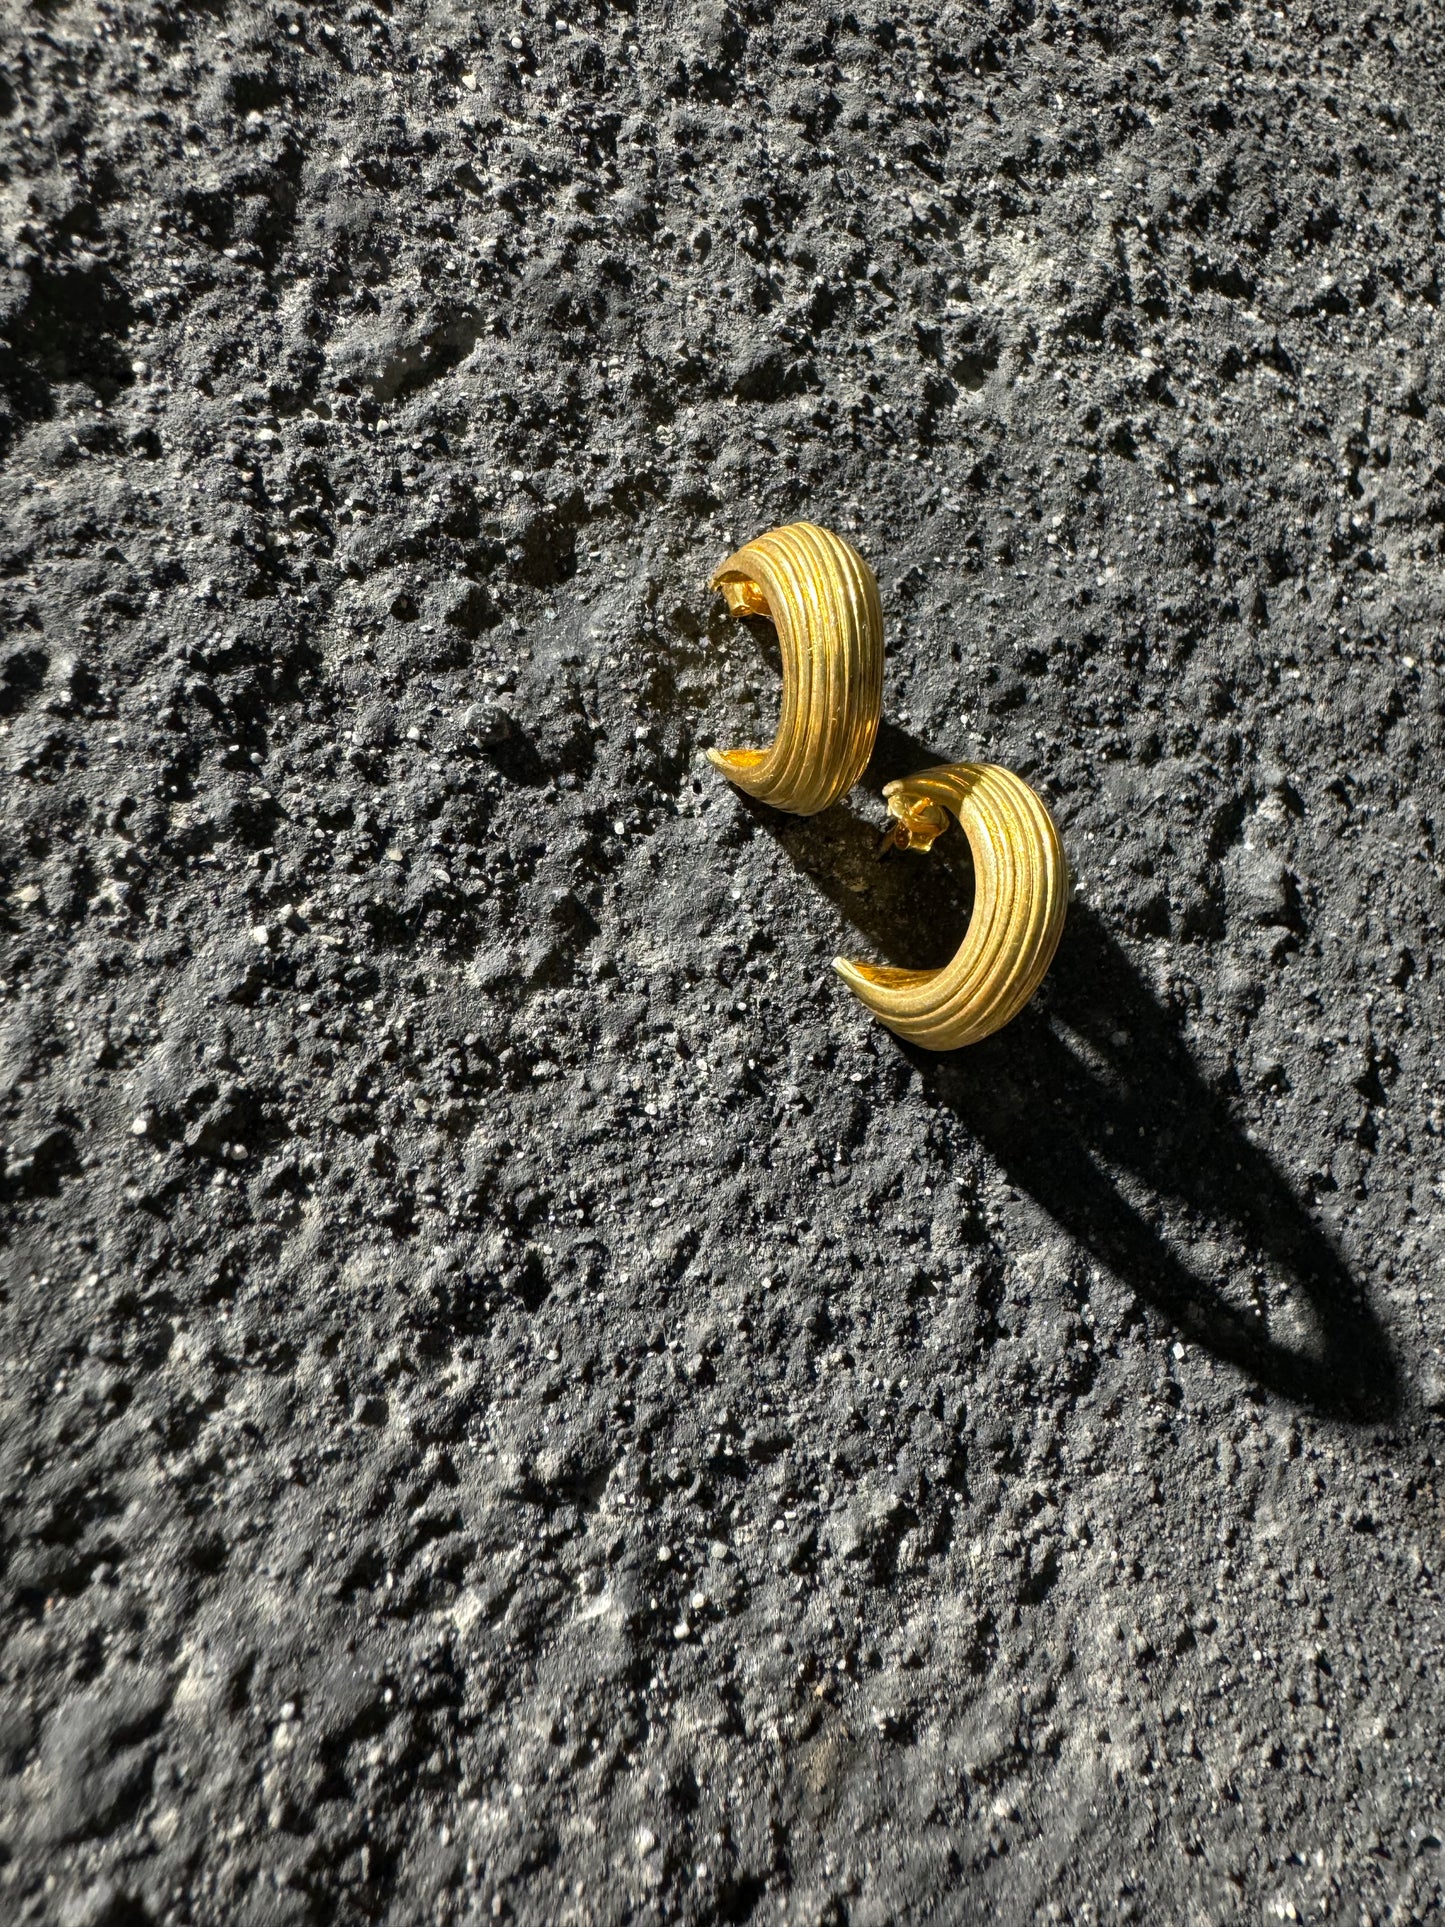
[707,522,884,816]
[834,763,1069,1050]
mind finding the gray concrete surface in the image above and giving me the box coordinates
[2,2,1444,1923]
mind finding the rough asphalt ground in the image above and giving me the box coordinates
[3,2,1445,1922]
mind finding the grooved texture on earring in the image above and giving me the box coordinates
[706,522,884,816]
[834,763,1069,1050]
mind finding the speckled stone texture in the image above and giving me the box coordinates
[2,3,1444,1924]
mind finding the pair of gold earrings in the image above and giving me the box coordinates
[705,522,1069,1052]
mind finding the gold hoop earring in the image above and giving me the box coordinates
[834,763,1068,1050]
[707,522,884,816]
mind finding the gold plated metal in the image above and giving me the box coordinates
[707,522,884,816]
[835,763,1069,1050]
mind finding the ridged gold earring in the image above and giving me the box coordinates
[834,763,1069,1050]
[707,522,884,816]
